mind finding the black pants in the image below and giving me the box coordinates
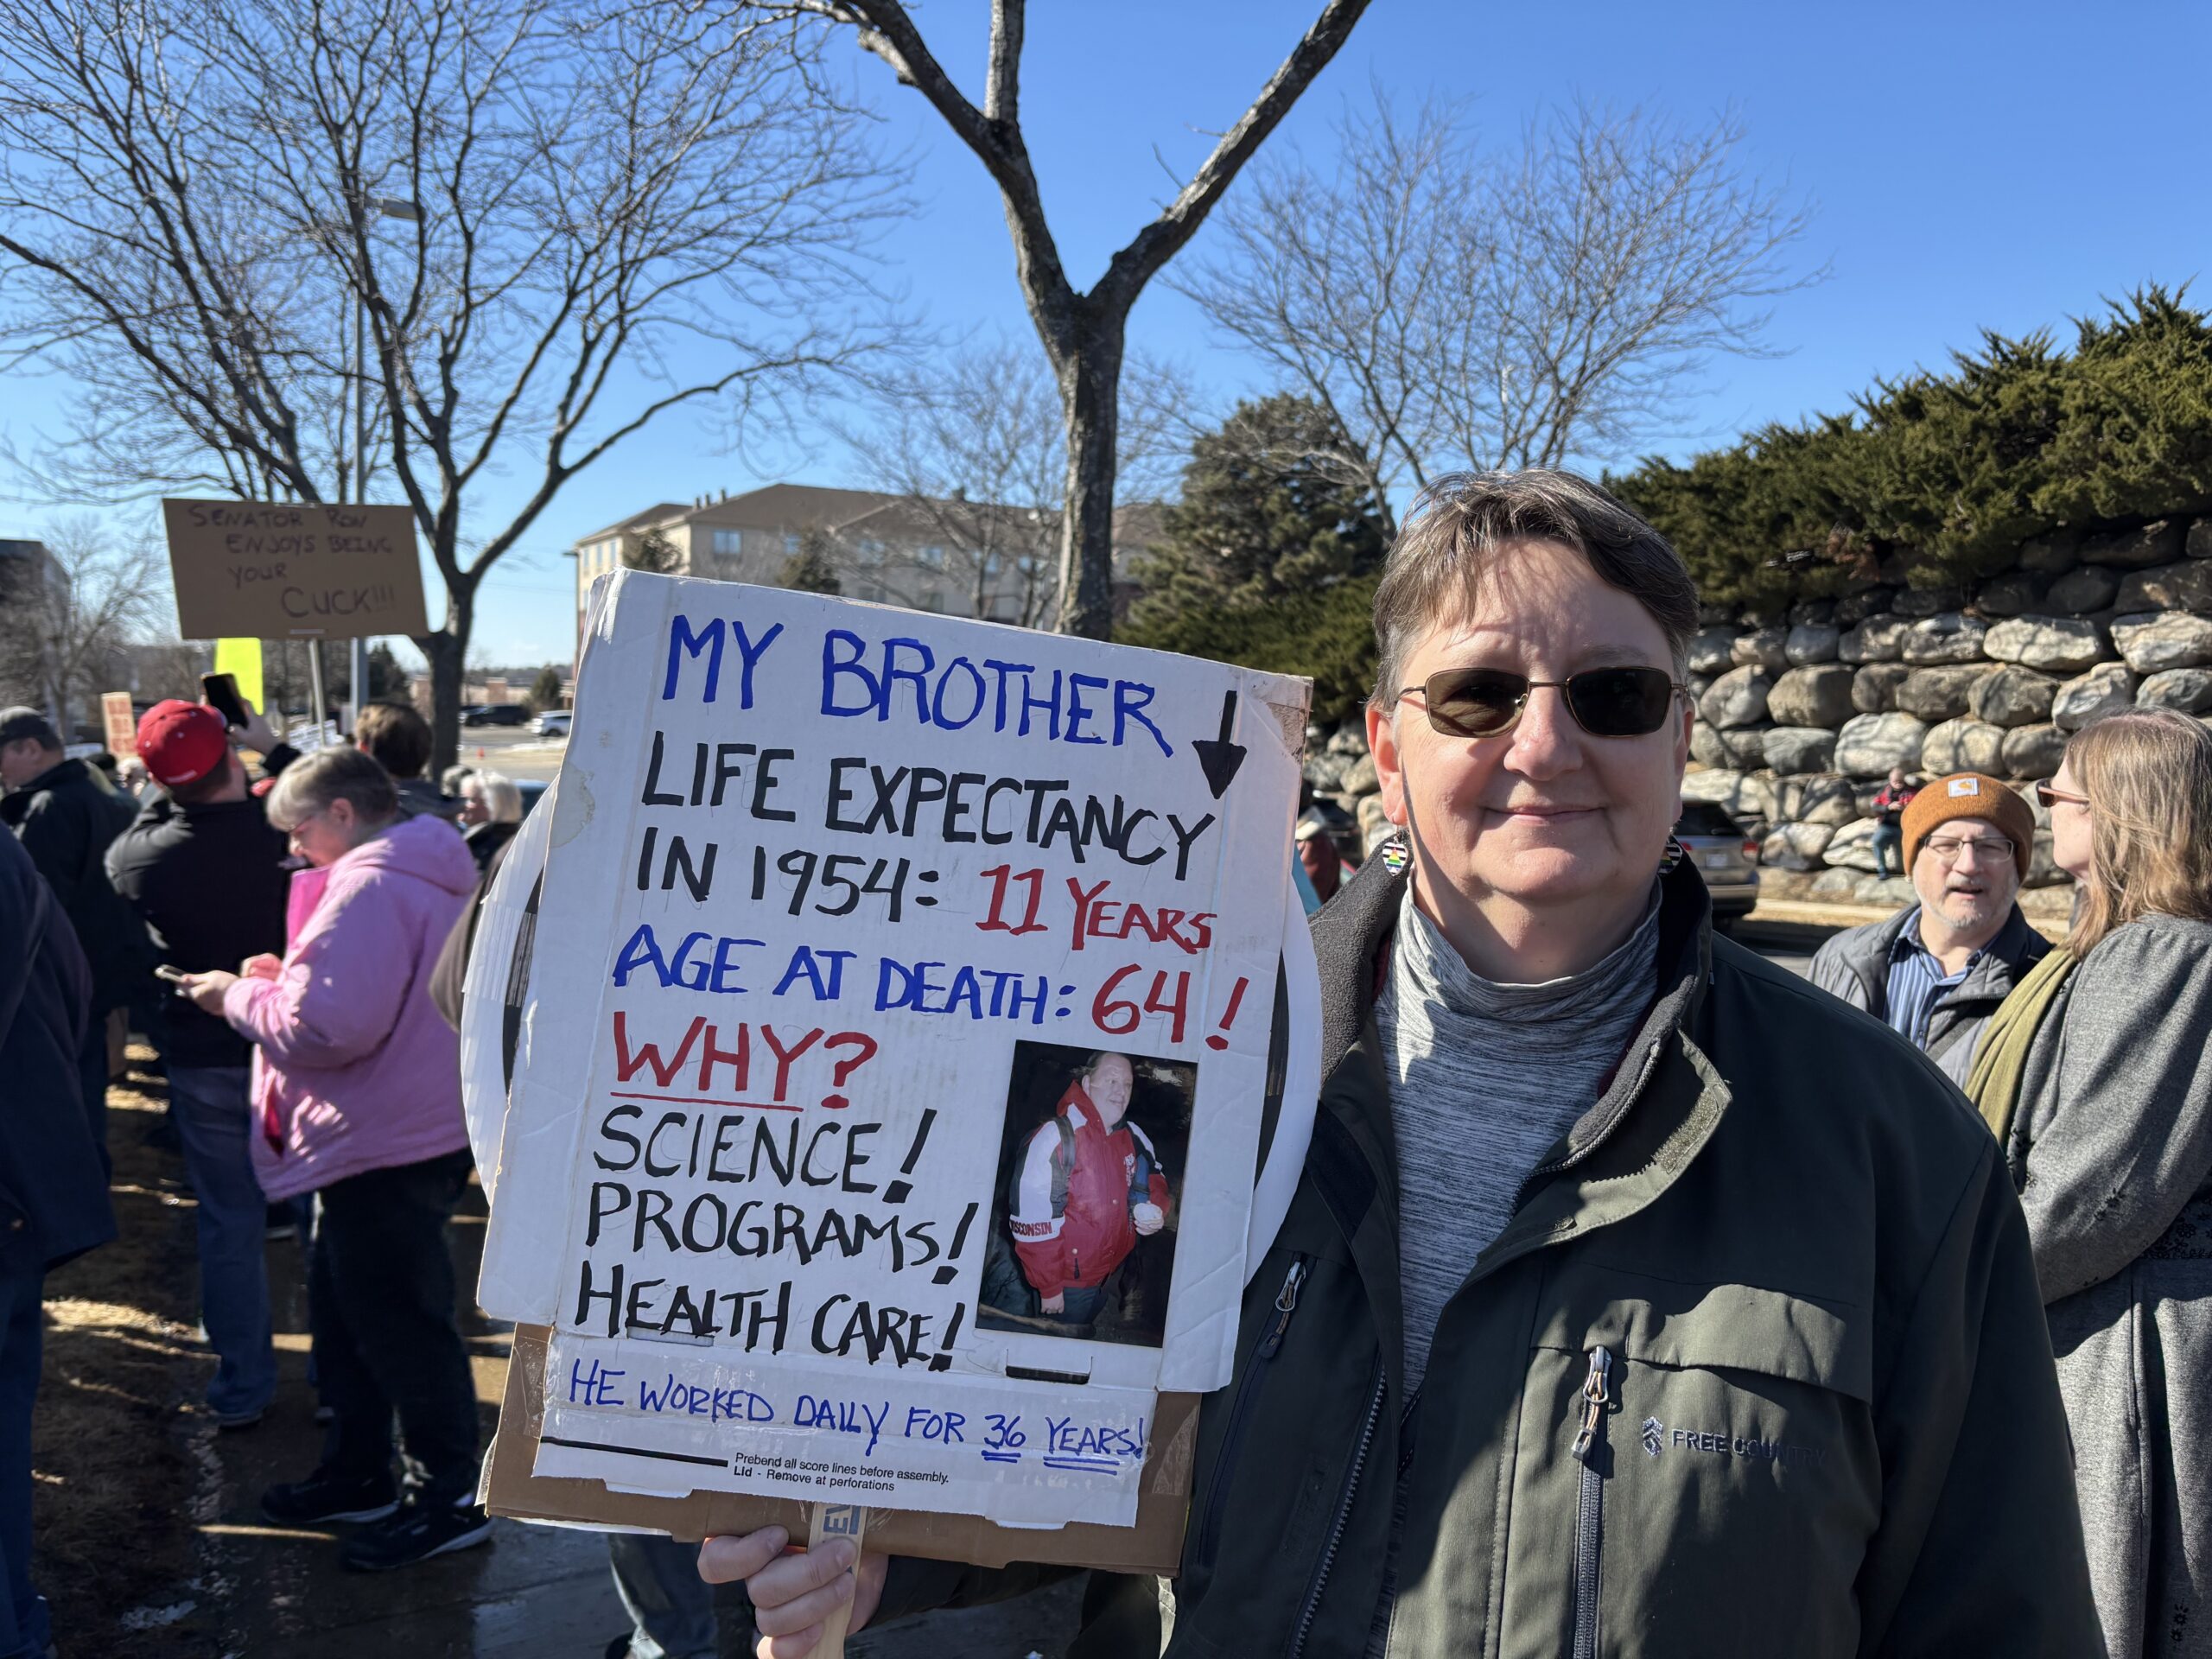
[309,1148,479,1502]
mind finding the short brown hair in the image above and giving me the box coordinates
[2064,709,2212,956]
[266,746,399,832]
[1369,470,1700,708]
[354,700,431,780]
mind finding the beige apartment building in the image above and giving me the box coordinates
[569,483,1160,653]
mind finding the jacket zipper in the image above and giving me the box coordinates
[1568,1346,1612,1659]
[1192,1255,1309,1569]
[1288,1357,1385,1658]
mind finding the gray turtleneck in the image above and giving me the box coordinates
[1375,884,1662,1398]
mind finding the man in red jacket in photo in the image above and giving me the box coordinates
[1009,1051,1170,1327]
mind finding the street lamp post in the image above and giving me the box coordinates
[347,195,422,727]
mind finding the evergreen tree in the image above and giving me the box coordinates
[779,526,842,594]
[1129,394,1387,632]
[624,526,683,575]
[528,665,565,711]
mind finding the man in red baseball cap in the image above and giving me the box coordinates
[105,696,298,1430]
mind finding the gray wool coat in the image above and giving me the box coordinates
[2005,913,2212,1659]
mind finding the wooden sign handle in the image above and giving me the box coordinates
[804,1503,868,1659]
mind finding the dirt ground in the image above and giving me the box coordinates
[32,1051,1084,1658]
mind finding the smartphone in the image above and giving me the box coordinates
[201,671,250,729]
[154,963,191,984]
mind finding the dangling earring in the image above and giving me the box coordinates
[1659,834,1687,874]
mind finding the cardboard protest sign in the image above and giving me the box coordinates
[162,499,429,640]
[101,691,136,758]
[475,569,1312,1534]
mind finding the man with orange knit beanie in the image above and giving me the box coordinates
[1812,772,2050,1084]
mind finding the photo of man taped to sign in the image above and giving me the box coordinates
[472,569,1313,1529]
[977,1043,1192,1349]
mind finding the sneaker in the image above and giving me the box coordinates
[340,1495,493,1572]
[213,1404,266,1431]
[261,1470,399,1526]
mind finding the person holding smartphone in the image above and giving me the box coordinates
[105,697,297,1429]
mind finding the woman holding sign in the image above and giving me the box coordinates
[1008,1052,1169,1328]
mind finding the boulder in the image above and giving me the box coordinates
[1731,626,1791,672]
[1897,665,1991,722]
[2024,829,2065,888]
[1762,728,1838,776]
[2116,562,2212,614]
[2110,612,2212,674]
[1899,613,1990,665]
[1686,626,1738,675]
[1766,664,1857,728]
[1357,791,1395,844]
[1967,665,2061,728]
[1681,768,1776,823]
[1892,586,1965,619]
[2190,518,2212,560]
[1834,587,1897,626]
[1761,822,1835,872]
[1778,773,1861,826]
[1822,817,1883,873]
[1853,875,1919,906]
[1808,868,1862,899]
[2046,565,2120,615]
[2018,531,2081,575]
[2080,519,2184,569]
[1340,752,1379,796]
[1974,570,2046,618]
[1783,623,1842,665]
[1304,750,1351,791]
[1787,597,1838,627]
[1699,666,1773,730]
[1839,615,1910,663]
[2138,668,2212,714]
[1851,662,1913,714]
[2052,663,2139,732]
[2000,723,2068,779]
[1834,712,1929,777]
[1690,723,1765,770]
[1984,615,2108,674]
[1688,673,1713,700]
[1921,718,2007,777]
[1326,721,1367,756]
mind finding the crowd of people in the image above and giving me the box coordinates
[4,469,2212,1659]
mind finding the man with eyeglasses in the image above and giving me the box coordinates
[1811,771,2049,1087]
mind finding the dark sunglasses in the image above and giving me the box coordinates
[2034,780,2088,809]
[1400,665,1685,740]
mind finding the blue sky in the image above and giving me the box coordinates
[3,0,2208,665]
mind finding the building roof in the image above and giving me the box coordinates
[571,483,1170,556]
[569,502,690,547]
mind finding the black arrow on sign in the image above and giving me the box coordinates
[1192,690,1246,798]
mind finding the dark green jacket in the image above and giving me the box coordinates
[893,849,2099,1657]
[1,756,149,1015]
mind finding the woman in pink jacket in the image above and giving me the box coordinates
[181,746,486,1573]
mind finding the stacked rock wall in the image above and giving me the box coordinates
[1301,515,2212,904]
[1681,518,2212,899]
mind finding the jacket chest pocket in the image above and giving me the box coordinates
[1503,1272,1882,1659]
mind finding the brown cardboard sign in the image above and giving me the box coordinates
[485,1325,1197,1574]
[162,499,429,641]
[101,691,136,758]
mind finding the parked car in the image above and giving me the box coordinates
[461,702,531,728]
[534,710,571,738]
[517,779,549,817]
[1675,800,1760,931]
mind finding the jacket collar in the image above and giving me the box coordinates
[1304,837,1732,1378]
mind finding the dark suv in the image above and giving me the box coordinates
[461,703,531,728]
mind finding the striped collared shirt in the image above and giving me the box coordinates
[1884,908,1981,1049]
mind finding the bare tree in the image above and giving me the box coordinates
[0,516,162,732]
[0,0,900,766]
[750,0,1371,639]
[1178,93,1819,520]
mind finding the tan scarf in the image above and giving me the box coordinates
[1964,945,2076,1145]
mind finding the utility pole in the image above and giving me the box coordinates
[347,196,422,730]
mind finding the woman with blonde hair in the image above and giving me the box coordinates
[1969,708,2212,1659]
